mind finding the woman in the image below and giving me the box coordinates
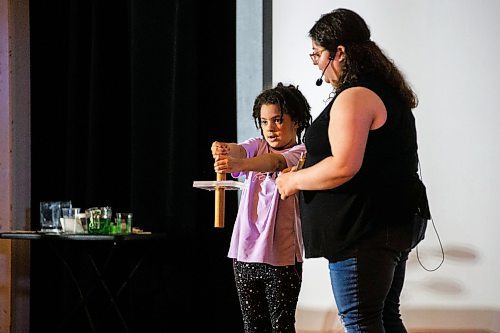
[276,8,429,333]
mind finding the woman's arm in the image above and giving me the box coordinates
[276,87,386,198]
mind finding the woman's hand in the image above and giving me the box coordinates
[276,171,299,200]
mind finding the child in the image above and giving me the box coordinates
[211,83,312,332]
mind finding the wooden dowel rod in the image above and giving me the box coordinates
[214,173,226,228]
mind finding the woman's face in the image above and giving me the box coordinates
[259,104,298,150]
[311,40,341,86]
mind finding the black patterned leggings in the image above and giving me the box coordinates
[233,260,302,333]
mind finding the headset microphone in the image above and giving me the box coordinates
[315,54,335,87]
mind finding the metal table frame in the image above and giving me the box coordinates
[0,231,166,333]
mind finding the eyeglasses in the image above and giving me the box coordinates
[309,49,327,64]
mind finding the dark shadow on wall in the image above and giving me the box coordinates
[407,242,480,297]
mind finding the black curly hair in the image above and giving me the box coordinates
[309,8,418,109]
[252,83,312,144]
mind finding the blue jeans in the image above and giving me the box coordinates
[328,222,415,332]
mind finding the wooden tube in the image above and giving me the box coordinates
[214,173,226,228]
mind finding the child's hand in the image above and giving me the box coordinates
[211,141,230,159]
[214,155,242,173]
[281,153,305,174]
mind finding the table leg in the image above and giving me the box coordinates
[51,241,150,333]
[49,241,97,333]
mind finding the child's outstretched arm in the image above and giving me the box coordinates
[211,141,286,174]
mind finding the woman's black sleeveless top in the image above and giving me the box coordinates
[300,79,421,260]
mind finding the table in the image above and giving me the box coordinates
[0,231,166,333]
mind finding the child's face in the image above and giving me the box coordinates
[259,104,298,150]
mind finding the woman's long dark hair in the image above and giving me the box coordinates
[309,8,418,109]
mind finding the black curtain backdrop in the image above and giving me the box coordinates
[29,0,241,331]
